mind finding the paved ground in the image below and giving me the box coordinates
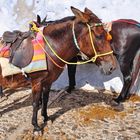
[0,88,140,140]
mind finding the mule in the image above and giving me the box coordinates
[66,8,140,104]
[0,7,116,132]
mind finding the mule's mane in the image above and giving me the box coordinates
[42,16,75,25]
[43,16,84,41]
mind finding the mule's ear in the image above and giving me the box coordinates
[41,16,47,24]
[84,8,101,23]
[37,15,41,24]
[84,7,93,15]
[71,6,90,23]
[84,7,99,19]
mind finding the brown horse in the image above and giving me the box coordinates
[0,7,116,132]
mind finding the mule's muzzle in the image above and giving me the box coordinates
[100,61,116,75]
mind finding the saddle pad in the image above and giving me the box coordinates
[22,33,47,73]
[0,58,21,77]
[0,32,47,77]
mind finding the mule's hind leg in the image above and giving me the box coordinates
[31,81,42,132]
[114,61,132,103]
[126,50,140,98]
[41,83,51,123]
[115,51,140,103]
[114,76,132,103]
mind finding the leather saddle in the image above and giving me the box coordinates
[2,30,34,68]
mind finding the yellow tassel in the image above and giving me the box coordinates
[106,32,112,41]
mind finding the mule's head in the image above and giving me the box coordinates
[71,7,116,75]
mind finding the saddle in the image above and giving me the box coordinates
[2,30,34,68]
[3,30,30,43]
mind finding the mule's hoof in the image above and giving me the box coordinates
[126,94,131,100]
[33,126,42,132]
[111,100,124,111]
[111,99,120,107]
[65,86,75,93]
[33,130,42,136]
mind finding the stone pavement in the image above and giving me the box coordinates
[0,88,140,140]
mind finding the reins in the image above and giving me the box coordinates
[30,22,113,68]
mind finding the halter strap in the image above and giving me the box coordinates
[72,22,80,50]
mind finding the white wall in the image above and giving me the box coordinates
[52,63,124,93]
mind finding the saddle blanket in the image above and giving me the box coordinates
[0,32,47,77]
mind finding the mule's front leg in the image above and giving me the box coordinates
[67,57,77,93]
[32,82,42,132]
[41,84,51,123]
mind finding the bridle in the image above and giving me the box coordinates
[72,22,113,63]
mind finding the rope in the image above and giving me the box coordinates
[35,39,64,69]
[87,24,97,56]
